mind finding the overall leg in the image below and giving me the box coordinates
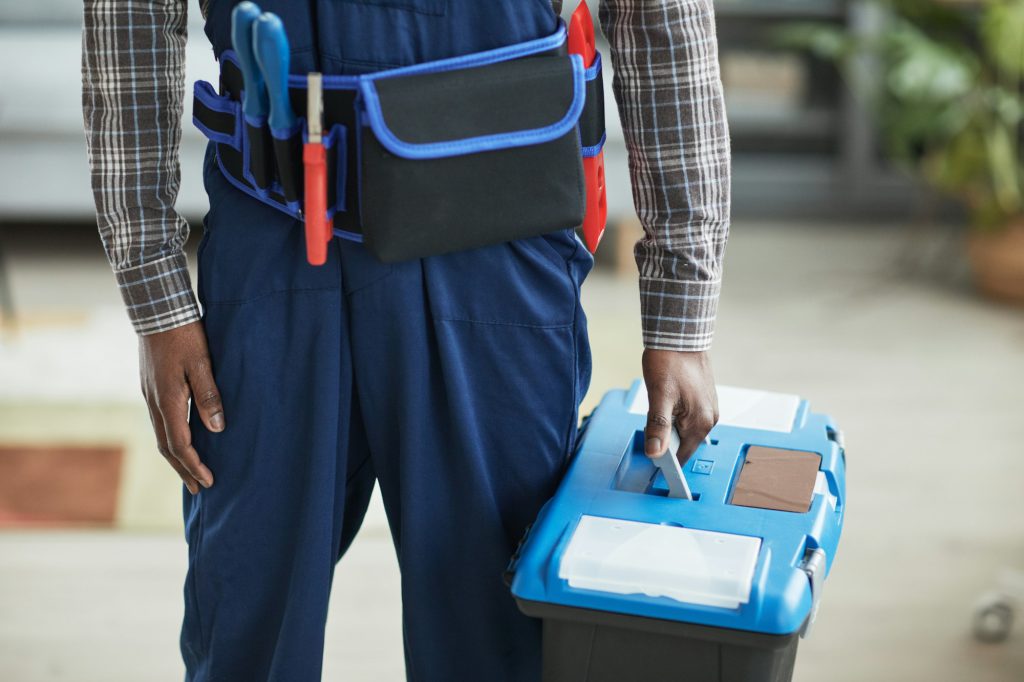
[343,229,593,681]
[181,151,375,681]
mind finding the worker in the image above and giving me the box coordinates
[81,0,730,680]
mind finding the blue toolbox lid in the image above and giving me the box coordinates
[509,381,846,637]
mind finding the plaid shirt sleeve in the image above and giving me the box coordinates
[598,0,731,351]
[82,0,201,335]
[83,0,729,344]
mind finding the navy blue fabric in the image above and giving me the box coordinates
[182,1,592,669]
[204,0,559,75]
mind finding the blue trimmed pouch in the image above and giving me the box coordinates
[578,52,605,159]
[270,121,304,205]
[193,60,352,224]
[193,21,601,262]
[243,115,276,192]
[355,51,586,262]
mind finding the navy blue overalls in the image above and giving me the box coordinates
[183,1,593,680]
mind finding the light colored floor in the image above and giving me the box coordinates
[2,222,1024,681]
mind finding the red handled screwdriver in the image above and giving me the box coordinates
[303,72,331,265]
[568,0,607,254]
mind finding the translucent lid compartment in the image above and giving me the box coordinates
[558,516,762,609]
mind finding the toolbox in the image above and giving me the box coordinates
[508,381,846,682]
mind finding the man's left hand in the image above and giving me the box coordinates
[642,349,719,465]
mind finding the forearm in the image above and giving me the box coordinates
[599,0,731,351]
[82,0,199,334]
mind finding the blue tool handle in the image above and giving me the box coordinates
[253,12,297,132]
[231,2,268,119]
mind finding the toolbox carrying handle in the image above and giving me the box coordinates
[799,547,827,638]
[503,522,533,588]
[653,428,694,500]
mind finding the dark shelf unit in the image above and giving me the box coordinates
[715,0,914,218]
[716,0,846,20]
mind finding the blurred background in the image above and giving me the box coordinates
[1,0,1023,680]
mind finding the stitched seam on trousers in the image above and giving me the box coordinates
[433,317,573,330]
[189,498,210,674]
[202,286,340,307]
[564,236,582,465]
[343,267,396,296]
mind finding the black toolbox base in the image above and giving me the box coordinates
[517,599,800,682]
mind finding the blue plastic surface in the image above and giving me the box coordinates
[510,381,846,636]
[230,2,268,119]
[253,13,296,133]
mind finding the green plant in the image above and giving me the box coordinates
[778,0,1024,230]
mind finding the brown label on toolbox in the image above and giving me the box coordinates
[730,446,821,513]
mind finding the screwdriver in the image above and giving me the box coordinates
[253,13,296,133]
[303,72,331,266]
[230,2,267,120]
[568,0,607,253]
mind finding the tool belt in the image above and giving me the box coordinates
[192,21,606,263]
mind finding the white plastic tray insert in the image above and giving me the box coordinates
[558,516,762,609]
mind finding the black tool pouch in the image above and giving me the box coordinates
[192,23,603,263]
[270,125,303,204]
[355,53,586,263]
[192,66,350,222]
[244,118,276,191]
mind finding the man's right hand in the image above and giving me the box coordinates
[139,321,224,494]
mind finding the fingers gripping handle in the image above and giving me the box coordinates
[653,429,693,500]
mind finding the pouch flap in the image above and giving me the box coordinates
[359,54,585,160]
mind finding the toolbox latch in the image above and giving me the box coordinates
[799,548,827,638]
[504,522,534,588]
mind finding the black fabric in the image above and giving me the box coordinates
[194,43,602,255]
[322,89,361,233]
[272,131,303,203]
[217,141,292,206]
[199,59,357,223]
[579,63,605,150]
[218,60,244,108]
[325,128,343,213]
[360,127,583,262]
[358,54,585,262]
[193,95,237,142]
[246,122,275,190]
[371,55,577,143]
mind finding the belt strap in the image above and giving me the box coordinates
[194,60,364,235]
[192,26,605,240]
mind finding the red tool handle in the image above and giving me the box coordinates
[581,151,607,252]
[567,0,596,62]
[303,142,330,266]
[568,1,607,253]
